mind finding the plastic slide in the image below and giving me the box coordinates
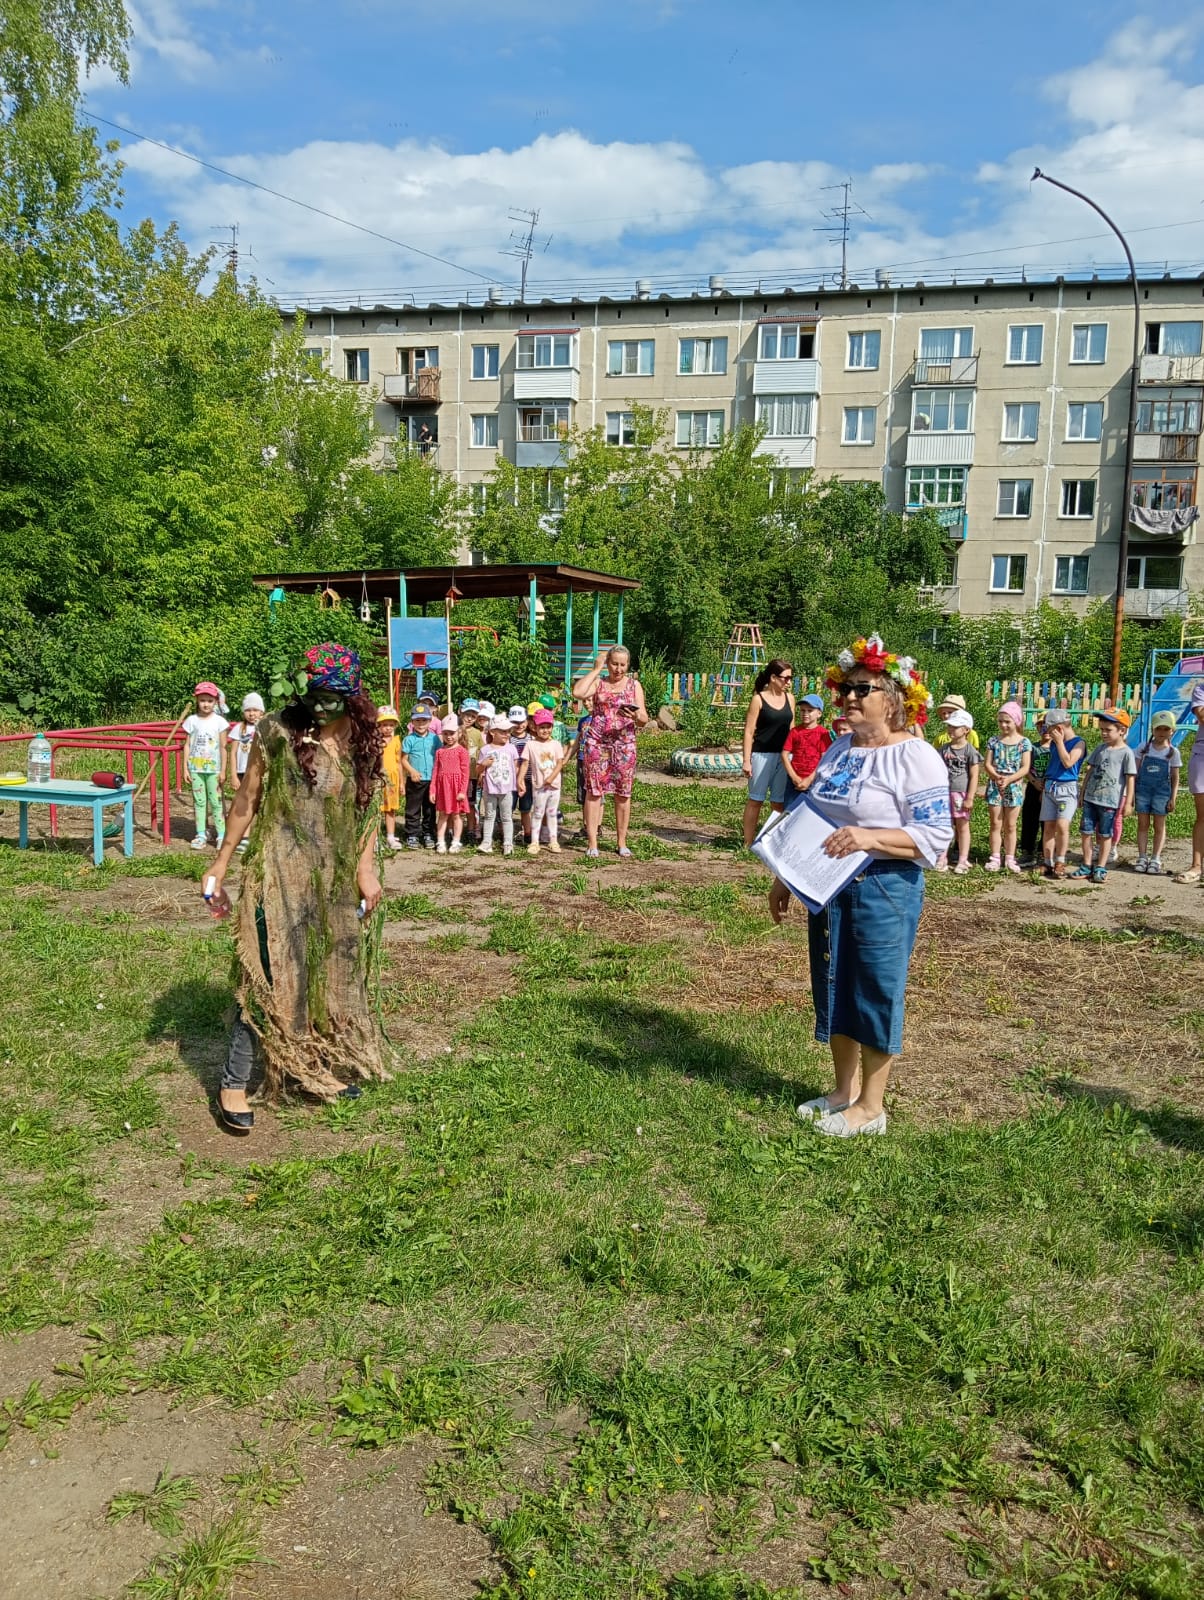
[1129,652,1204,747]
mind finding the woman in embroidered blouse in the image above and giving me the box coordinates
[769,636,952,1138]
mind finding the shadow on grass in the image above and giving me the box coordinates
[564,992,819,1104]
[1052,1077,1204,1154]
[146,979,232,1094]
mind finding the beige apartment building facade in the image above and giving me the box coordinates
[290,271,1204,618]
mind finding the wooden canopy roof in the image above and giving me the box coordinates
[252,563,640,606]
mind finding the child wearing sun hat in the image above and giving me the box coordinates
[378,704,403,850]
[1134,710,1181,876]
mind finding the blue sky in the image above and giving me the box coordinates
[86,1,1204,301]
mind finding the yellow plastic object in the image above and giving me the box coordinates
[0,772,26,785]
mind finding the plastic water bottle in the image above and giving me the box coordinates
[27,733,52,785]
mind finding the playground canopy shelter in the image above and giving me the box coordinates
[251,564,641,690]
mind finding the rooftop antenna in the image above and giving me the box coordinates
[210,222,240,282]
[502,207,552,304]
[815,181,869,291]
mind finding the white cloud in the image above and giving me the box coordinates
[114,23,1204,302]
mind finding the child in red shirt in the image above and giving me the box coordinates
[781,693,833,794]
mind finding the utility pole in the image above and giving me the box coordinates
[501,208,551,304]
[210,222,239,282]
[815,181,868,291]
[1032,169,1139,704]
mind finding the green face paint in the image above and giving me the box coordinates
[304,689,347,725]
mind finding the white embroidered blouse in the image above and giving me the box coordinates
[805,733,954,867]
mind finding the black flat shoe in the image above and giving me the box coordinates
[337,1083,362,1101]
[218,1101,254,1133]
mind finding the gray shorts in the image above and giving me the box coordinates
[748,751,789,805]
[1039,780,1079,823]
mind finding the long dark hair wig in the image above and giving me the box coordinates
[753,658,794,694]
[278,692,386,811]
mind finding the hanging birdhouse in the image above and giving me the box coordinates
[319,586,341,611]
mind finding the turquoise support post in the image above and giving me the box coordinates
[617,593,625,646]
[528,573,538,643]
[399,573,408,617]
[564,588,574,692]
[592,593,601,654]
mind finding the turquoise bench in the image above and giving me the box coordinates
[0,778,136,866]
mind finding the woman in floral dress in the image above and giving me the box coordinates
[571,646,649,857]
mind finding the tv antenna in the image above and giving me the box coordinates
[501,208,552,304]
[815,181,869,290]
[210,222,240,281]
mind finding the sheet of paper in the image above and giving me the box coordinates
[751,800,870,914]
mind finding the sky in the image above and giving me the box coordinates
[82,0,1204,306]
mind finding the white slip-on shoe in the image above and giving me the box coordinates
[815,1109,887,1138]
[797,1095,852,1120]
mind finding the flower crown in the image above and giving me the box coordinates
[825,635,932,728]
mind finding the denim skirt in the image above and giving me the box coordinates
[807,860,925,1056]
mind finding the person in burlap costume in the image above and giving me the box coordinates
[204,642,390,1132]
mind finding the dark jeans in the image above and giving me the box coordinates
[1019,784,1043,857]
[405,778,435,840]
[221,1015,261,1092]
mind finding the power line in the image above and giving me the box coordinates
[84,108,514,288]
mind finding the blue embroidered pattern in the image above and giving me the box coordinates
[812,749,867,804]
[907,785,951,825]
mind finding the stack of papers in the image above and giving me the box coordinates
[751,800,869,914]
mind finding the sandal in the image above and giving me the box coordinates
[1069,864,1093,878]
[618,846,632,858]
[1091,867,1108,883]
[1174,869,1202,884]
[985,855,1001,873]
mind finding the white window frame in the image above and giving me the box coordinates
[1127,554,1183,590]
[1146,321,1204,357]
[755,394,815,438]
[607,338,655,377]
[996,479,1033,518]
[1053,555,1090,595]
[758,323,814,361]
[470,413,498,449]
[469,482,489,515]
[678,336,727,375]
[344,348,370,383]
[989,554,1028,594]
[1066,402,1103,442]
[605,410,637,446]
[919,326,974,360]
[841,405,876,445]
[846,330,881,370]
[911,388,974,433]
[905,465,967,508]
[410,346,439,371]
[518,403,570,441]
[1070,323,1107,364]
[1002,402,1040,442]
[1060,479,1096,518]
[1006,325,1044,365]
[516,333,575,370]
[471,344,499,380]
[676,410,724,448]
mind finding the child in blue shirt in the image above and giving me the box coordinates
[1038,708,1086,878]
[401,705,440,848]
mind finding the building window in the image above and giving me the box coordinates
[1066,402,1103,441]
[919,326,973,360]
[1132,471,1196,511]
[1007,325,1044,365]
[990,554,1027,593]
[679,336,727,375]
[1070,323,1107,364]
[471,344,499,380]
[535,472,566,513]
[676,410,724,447]
[1136,395,1201,434]
[470,414,498,448]
[756,394,814,438]
[608,339,655,376]
[997,479,1033,517]
[906,465,967,507]
[758,323,815,360]
[911,388,973,432]
[517,333,574,369]
[1053,555,1090,594]
[1144,321,1203,356]
[606,411,637,446]
[1127,554,1183,590]
[303,346,325,370]
[519,403,570,441]
[412,346,438,370]
[344,348,369,383]
[842,405,876,445]
[1002,402,1040,441]
[469,483,490,515]
[1060,479,1096,518]
[846,330,881,370]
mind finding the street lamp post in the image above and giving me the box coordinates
[1032,168,1140,704]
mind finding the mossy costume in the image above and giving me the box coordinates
[235,706,389,1102]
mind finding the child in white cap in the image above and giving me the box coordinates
[1134,710,1181,875]
[226,693,265,795]
[939,709,981,873]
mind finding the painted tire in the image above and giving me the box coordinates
[669,747,744,778]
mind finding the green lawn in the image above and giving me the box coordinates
[0,803,1202,1598]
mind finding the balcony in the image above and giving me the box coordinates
[754,437,816,469]
[919,583,961,611]
[913,354,978,385]
[516,424,573,469]
[909,505,967,541]
[382,368,441,404]
[751,359,821,395]
[1140,353,1204,384]
[905,432,975,467]
[514,366,580,402]
[1133,432,1200,463]
[1124,588,1189,619]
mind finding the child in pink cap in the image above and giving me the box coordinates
[983,700,1032,874]
[183,681,230,850]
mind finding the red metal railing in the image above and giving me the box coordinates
[0,723,188,846]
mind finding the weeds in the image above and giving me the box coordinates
[107,1469,200,1536]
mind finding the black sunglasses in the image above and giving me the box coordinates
[834,682,883,700]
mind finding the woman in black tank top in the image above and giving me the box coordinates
[742,658,796,846]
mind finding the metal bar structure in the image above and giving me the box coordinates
[528,572,538,643]
[1032,169,1141,703]
[564,588,574,692]
[617,593,625,646]
[592,593,601,654]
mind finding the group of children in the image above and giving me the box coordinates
[378,692,586,857]
[933,692,1185,882]
[180,682,264,850]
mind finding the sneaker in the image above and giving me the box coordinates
[1134,855,1148,874]
[215,833,226,849]
[477,843,493,853]
[1146,857,1162,876]
[190,835,207,851]
[527,842,540,856]
[502,846,513,857]
[236,839,249,855]
[436,841,447,854]
[547,839,562,853]
[386,838,403,852]
[448,840,463,854]
[405,837,420,851]
[421,836,436,850]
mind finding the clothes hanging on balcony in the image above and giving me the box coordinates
[1129,505,1200,539]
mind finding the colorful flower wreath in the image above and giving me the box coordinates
[824,634,932,728]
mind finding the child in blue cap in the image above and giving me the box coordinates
[781,693,832,794]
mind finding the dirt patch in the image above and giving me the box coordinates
[233,1438,500,1600]
[0,1325,91,1401]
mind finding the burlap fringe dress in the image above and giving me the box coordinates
[235,716,390,1100]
